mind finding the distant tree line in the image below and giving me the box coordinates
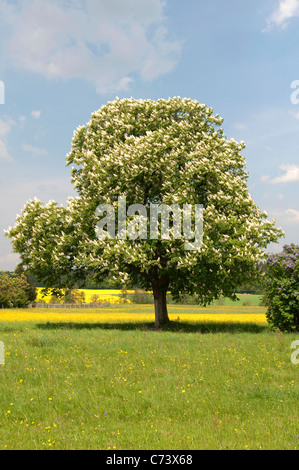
[0,259,267,308]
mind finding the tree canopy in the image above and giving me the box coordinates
[6,97,284,326]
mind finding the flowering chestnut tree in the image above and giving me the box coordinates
[263,244,299,331]
[6,97,283,327]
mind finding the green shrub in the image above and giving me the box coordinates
[63,289,86,304]
[242,299,252,306]
[216,297,225,306]
[263,244,299,331]
[128,289,154,304]
[0,271,36,308]
[128,289,199,305]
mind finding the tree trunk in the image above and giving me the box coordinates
[153,286,170,328]
[150,268,170,328]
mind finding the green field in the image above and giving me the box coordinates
[0,302,298,450]
[212,294,263,306]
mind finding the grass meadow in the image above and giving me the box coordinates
[0,300,298,450]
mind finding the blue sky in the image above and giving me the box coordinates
[1,0,299,271]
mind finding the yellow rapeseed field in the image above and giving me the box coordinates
[35,288,133,304]
[0,307,267,324]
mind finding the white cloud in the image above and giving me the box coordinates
[0,117,15,161]
[0,117,15,137]
[0,252,20,270]
[0,120,11,137]
[232,122,248,130]
[0,0,183,94]
[0,140,12,161]
[289,109,299,120]
[31,110,41,119]
[260,174,270,182]
[264,0,299,30]
[22,143,47,156]
[286,208,299,222]
[85,0,165,26]
[271,164,299,183]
